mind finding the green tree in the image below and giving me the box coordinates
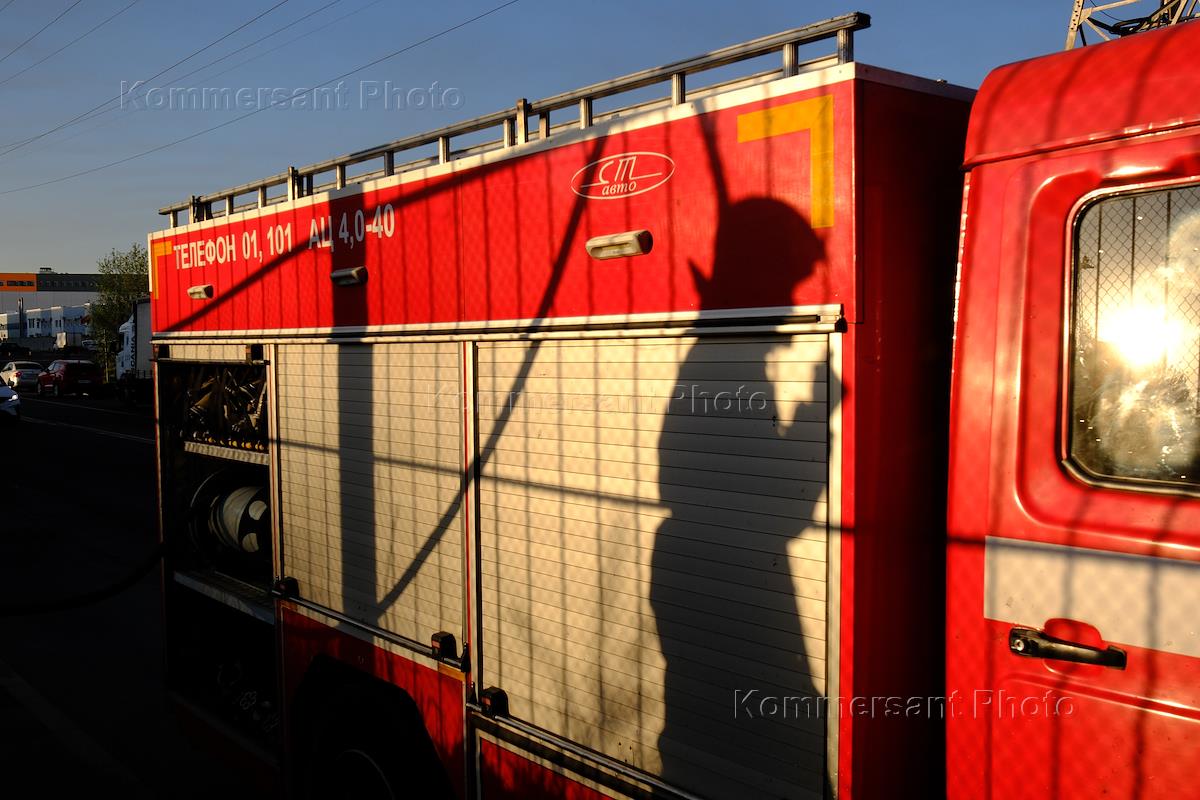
[91,243,148,378]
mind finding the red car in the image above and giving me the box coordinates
[37,360,103,396]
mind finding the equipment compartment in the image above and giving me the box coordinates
[158,360,273,588]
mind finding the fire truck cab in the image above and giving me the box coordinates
[946,19,1200,800]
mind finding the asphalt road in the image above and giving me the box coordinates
[0,391,270,798]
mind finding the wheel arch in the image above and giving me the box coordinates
[288,654,456,799]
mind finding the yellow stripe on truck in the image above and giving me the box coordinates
[149,239,172,299]
[737,95,835,228]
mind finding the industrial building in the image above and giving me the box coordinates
[0,268,100,314]
[0,303,91,344]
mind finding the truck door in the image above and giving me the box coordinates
[947,121,1200,797]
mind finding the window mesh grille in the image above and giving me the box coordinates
[1071,185,1200,485]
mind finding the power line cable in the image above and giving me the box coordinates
[1087,0,1124,23]
[0,0,289,153]
[9,0,382,161]
[0,0,291,155]
[0,0,19,19]
[8,0,374,161]
[182,0,379,87]
[0,0,141,89]
[117,0,344,113]
[0,0,521,197]
[6,0,344,143]
[0,0,85,68]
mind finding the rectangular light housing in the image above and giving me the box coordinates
[585,230,653,260]
[331,266,368,286]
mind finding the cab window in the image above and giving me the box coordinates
[1070,184,1200,487]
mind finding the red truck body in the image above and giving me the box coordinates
[148,12,1200,800]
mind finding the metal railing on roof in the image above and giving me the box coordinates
[159,12,869,227]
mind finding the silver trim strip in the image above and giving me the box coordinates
[152,305,844,343]
[283,596,445,666]
[462,341,482,690]
[173,571,275,625]
[825,331,843,795]
[266,343,284,587]
[984,536,1200,659]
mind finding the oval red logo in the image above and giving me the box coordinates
[570,152,675,199]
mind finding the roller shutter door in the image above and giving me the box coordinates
[276,342,465,643]
[477,334,831,800]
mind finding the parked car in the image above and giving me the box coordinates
[0,342,31,359]
[0,384,19,421]
[0,361,43,390]
[37,360,103,396]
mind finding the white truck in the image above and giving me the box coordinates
[115,297,151,403]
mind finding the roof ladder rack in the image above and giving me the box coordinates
[160,12,869,226]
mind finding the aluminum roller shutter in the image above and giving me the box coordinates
[276,343,465,643]
[477,334,831,800]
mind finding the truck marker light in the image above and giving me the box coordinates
[331,266,368,286]
[479,687,509,718]
[431,631,458,661]
[270,576,298,598]
[186,283,214,299]
[585,230,653,260]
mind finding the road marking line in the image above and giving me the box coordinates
[22,415,154,445]
[20,396,147,417]
[0,657,147,789]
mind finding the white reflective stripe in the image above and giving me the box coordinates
[984,536,1200,659]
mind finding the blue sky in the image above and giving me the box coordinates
[0,1,1076,271]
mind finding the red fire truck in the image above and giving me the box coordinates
[147,10,1200,800]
